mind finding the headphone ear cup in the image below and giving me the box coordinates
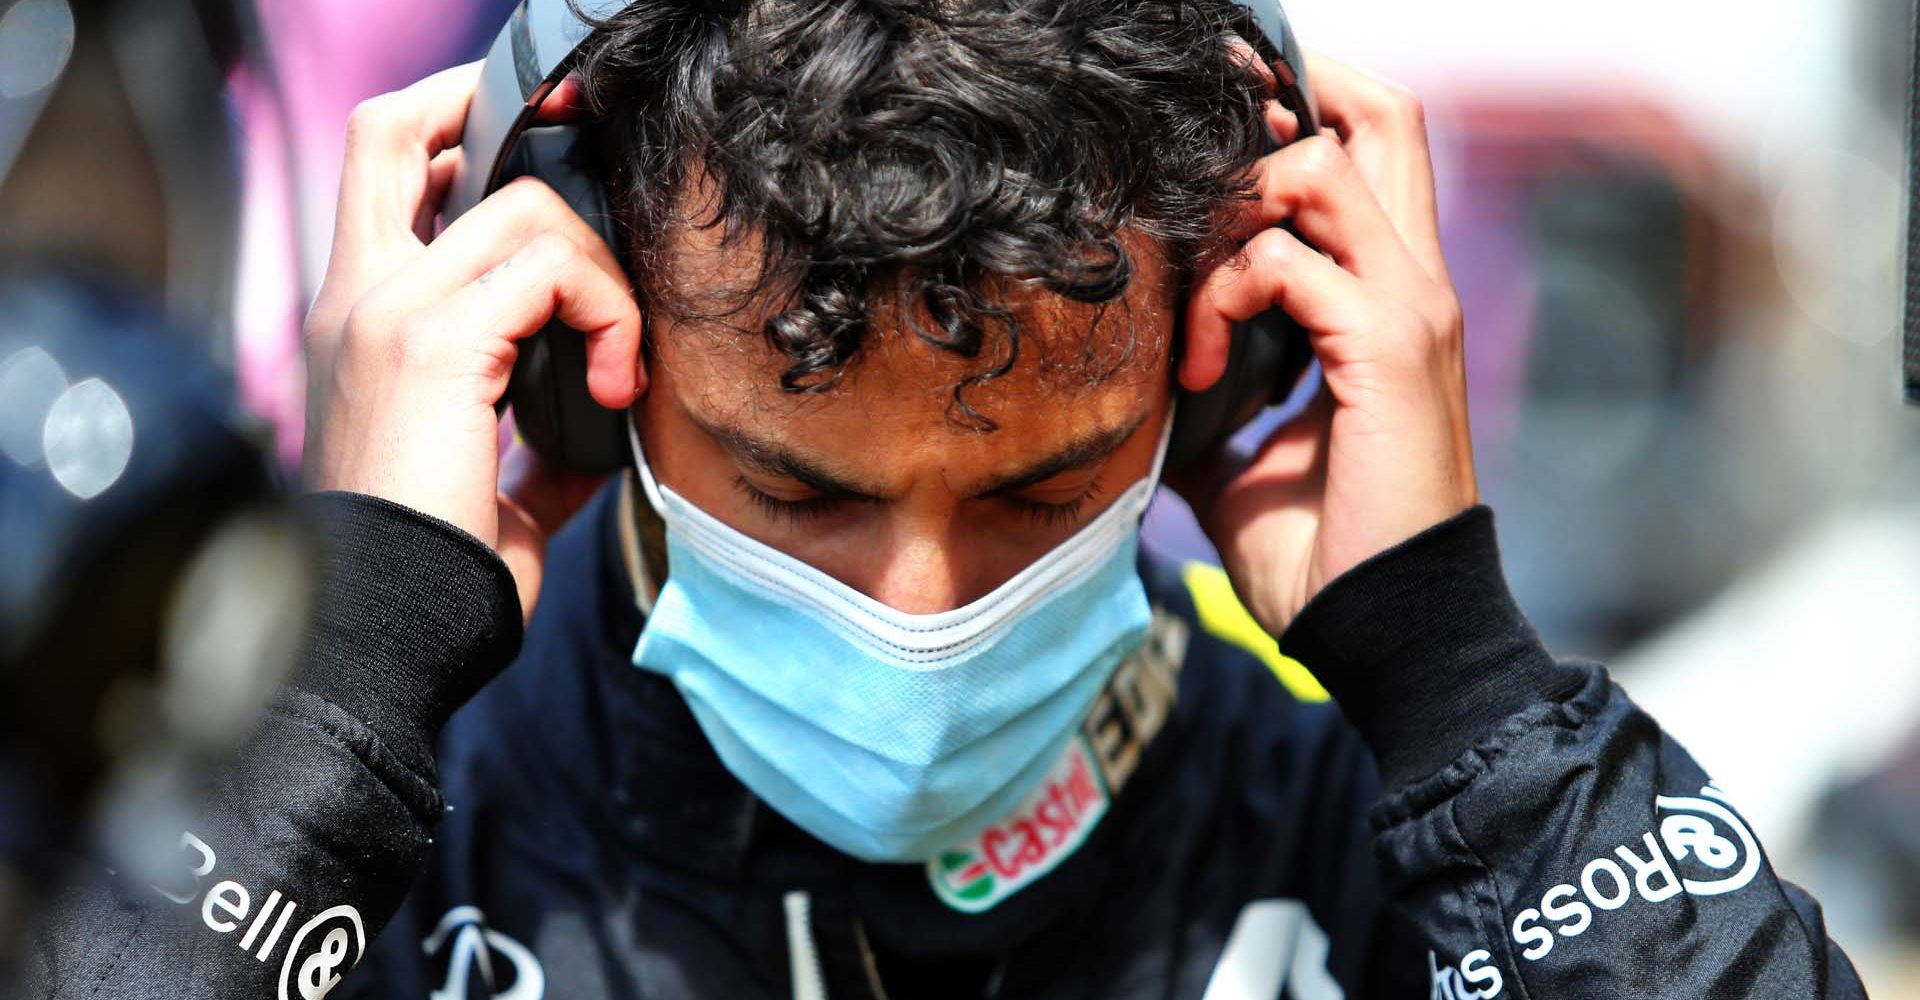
[1166,43,1321,474]
[499,127,633,476]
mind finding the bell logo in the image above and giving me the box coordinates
[147,830,365,998]
[929,737,1110,913]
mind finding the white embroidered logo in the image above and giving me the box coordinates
[148,830,365,999]
[280,905,367,1000]
[1428,949,1503,999]
[422,906,546,1000]
[1509,785,1761,963]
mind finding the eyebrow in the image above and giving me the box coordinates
[970,413,1149,497]
[685,409,1150,502]
[687,411,891,501]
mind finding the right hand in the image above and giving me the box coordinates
[302,64,644,617]
[1175,50,1476,638]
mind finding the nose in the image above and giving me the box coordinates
[862,519,978,615]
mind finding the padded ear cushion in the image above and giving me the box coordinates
[499,126,634,475]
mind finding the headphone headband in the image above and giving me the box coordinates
[446,0,625,223]
[447,0,1315,223]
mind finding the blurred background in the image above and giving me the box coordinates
[1327,1,1920,992]
[0,0,1915,993]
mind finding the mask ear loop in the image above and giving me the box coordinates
[622,417,670,613]
[1143,409,1176,500]
[628,414,672,512]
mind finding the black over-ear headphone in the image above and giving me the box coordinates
[446,0,1321,475]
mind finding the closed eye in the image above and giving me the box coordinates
[732,477,853,525]
[1006,476,1105,529]
[735,476,1107,530]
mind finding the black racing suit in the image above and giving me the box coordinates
[21,480,1867,999]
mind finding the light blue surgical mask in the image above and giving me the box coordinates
[628,419,1169,863]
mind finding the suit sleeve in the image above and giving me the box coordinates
[19,493,520,1000]
[1281,506,1868,1000]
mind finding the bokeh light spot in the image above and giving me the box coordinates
[0,0,75,100]
[42,377,133,499]
[1771,145,1903,346]
[0,344,68,466]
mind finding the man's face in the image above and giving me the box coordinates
[637,205,1177,615]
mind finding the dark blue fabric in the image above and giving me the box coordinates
[26,485,1867,1000]
[343,481,1418,999]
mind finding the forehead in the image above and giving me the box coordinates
[647,217,1179,441]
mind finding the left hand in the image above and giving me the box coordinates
[1175,51,1478,640]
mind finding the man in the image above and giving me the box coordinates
[29,1,1866,998]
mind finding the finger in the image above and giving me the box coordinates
[532,74,586,124]
[386,177,630,310]
[1301,51,1446,279]
[1181,227,1384,391]
[413,146,466,242]
[415,231,645,408]
[334,62,486,252]
[1266,102,1302,146]
[1225,135,1432,293]
[1224,36,1300,146]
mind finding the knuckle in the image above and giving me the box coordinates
[1249,231,1296,275]
[529,230,583,269]
[343,94,400,145]
[1256,154,1293,208]
[497,175,562,215]
[1380,82,1427,129]
[1292,135,1349,184]
[342,297,404,352]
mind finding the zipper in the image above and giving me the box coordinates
[784,891,830,1000]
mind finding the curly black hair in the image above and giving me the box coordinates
[573,0,1273,428]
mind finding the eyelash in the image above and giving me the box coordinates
[732,476,1106,529]
[1008,478,1105,528]
[734,477,842,525]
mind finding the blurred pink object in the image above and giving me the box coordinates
[233,0,515,463]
